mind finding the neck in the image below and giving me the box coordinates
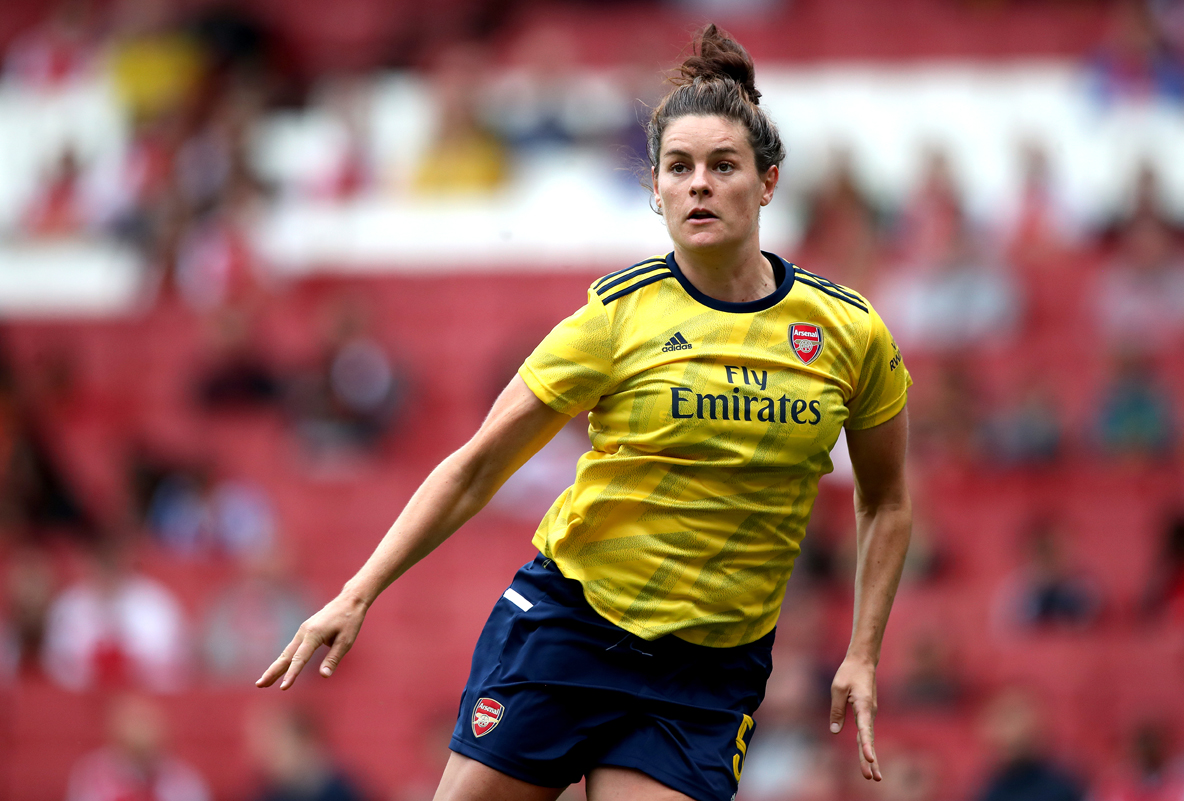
[673,240,776,303]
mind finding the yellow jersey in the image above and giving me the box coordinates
[518,251,911,647]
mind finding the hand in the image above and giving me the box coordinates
[829,655,882,781]
[255,593,368,690]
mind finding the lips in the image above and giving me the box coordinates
[687,208,717,221]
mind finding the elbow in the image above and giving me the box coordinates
[854,488,912,522]
[447,441,505,510]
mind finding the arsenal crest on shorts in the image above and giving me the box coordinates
[471,697,504,737]
[789,323,824,365]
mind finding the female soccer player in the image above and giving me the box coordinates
[258,25,912,801]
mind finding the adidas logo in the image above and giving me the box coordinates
[662,332,692,353]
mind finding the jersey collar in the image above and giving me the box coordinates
[665,251,795,314]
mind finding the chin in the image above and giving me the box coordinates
[675,229,739,252]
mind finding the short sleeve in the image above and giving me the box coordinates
[518,288,615,415]
[846,305,912,430]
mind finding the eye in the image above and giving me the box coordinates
[669,162,689,174]
[717,161,735,173]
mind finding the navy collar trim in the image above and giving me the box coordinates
[665,251,795,314]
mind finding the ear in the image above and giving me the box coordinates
[759,165,779,207]
[651,166,661,208]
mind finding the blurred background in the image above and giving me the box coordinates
[0,0,1183,799]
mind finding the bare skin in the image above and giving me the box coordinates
[433,754,696,801]
[830,409,912,781]
[258,112,912,796]
[255,379,705,801]
[652,114,779,304]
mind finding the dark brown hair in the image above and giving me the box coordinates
[647,25,785,175]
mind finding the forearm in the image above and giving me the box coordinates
[846,498,912,665]
[340,443,502,608]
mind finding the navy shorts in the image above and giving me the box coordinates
[449,554,775,801]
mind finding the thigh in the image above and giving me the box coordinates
[434,752,567,801]
[586,766,698,801]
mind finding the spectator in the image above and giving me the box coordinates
[1142,512,1184,621]
[736,649,838,801]
[195,309,282,411]
[980,382,1063,466]
[303,77,372,201]
[0,356,95,542]
[1002,140,1080,268]
[146,466,276,558]
[894,146,966,268]
[1095,353,1176,457]
[174,177,267,313]
[185,3,273,84]
[910,360,983,462]
[202,546,306,684]
[0,615,16,684]
[1097,162,1184,249]
[994,518,1101,632]
[413,43,507,196]
[83,108,187,252]
[22,148,89,238]
[3,0,101,88]
[2,546,56,677]
[145,466,216,555]
[1094,216,1184,355]
[289,299,402,459]
[1095,722,1184,801]
[877,222,1022,353]
[245,704,365,801]
[66,693,210,801]
[481,25,633,153]
[798,148,883,292]
[41,537,189,692]
[106,0,205,125]
[487,417,586,521]
[1087,0,1184,108]
[975,687,1084,801]
[865,746,941,801]
[897,511,948,585]
[896,633,965,710]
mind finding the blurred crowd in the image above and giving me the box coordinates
[2,0,1184,799]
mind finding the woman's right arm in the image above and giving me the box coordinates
[256,375,571,690]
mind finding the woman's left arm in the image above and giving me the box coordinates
[828,407,912,782]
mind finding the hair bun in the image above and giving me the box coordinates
[674,24,761,105]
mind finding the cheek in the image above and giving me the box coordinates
[725,185,759,222]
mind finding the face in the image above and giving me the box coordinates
[652,115,778,254]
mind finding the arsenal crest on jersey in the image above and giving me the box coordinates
[789,323,824,365]
[471,697,504,737]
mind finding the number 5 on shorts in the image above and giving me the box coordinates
[732,714,755,781]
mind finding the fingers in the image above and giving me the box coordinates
[319,631,356,677]
[853,698,881,782]
[829,679,848,734]
[279,633,322,690]
[255,634,302,688]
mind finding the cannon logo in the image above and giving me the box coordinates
[789,323,823,366]
[471,697,504,737]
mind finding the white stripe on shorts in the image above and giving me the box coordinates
[502,587,533,611]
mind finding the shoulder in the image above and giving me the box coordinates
[589,254,675,306]
[789,264,870,316]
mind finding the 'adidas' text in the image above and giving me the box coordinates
[662,332,692,353]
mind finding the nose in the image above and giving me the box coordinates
[690,164,712,197]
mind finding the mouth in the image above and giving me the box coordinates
[686,208,718,222]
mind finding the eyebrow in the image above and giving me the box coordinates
[662,147,742,159]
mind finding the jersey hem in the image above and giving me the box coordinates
[594,756,726,801]
[579,582,779,649]
[517,365,572,415]
[845,381,910,431]
[448,740,574,789]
